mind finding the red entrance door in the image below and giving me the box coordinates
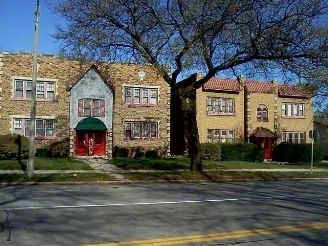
[76,131,89,156]
[263,138,273,160]
[93,131,106,156]
[75,131,106,156]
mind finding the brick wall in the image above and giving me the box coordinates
[0,53,170,155]
[196,88,245,143]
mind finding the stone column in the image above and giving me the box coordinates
[107,129,113,159]
[69,128,76,157]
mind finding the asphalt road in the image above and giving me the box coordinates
[1,181,328,246]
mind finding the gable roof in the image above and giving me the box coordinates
[66,64,113,91]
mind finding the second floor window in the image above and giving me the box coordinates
[282,103,305,117]
[207,97,234,114]
[14,118,54,138]
[78,98,105,117]
[257,105,268,122]
[124,87,158,105]
[14,79,55,100]
[207,129,235,143]
[124,121,158,139]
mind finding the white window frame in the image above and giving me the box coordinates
[12,77,57,101]
[123,85,159,106]
[124,121,158,139]
[281,103,305,117]
[11,115,55,138]
[207,97,235,115]
[207,129,235,143]
[282,131,305,143]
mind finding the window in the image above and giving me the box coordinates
[257,105,268,122]
[124,87,158,105]
[14,79,55,100]
[207,97,234,114]
[78,99,105,117]
[282,131,305,143]
[207,129,235,143]
[281,103,305,117]
[13,118,54,138]
[124,121,158,139]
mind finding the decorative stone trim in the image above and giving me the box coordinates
[107,128,113,159]
[245,91,251,143]
[69,128,76,157]
[166,86,171,156]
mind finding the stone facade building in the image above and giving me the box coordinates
[171,75,313,160]
[0,52,170,158]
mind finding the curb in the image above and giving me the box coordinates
[1,177,328,186]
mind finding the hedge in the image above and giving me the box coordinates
[200,143,221,161]
[273,143,324,163]
[221,143,264,162]
[0,134,29,160]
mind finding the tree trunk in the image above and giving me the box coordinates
[185,96,202,172]
[171,86,202,172]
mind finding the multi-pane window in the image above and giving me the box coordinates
[207,129,235,143]
[257,105,268,122]
[124,121,158,139]
[13,118,54,137]
[282,131,305,143]
[78,98,105,117]
[14,79,55,100]
[207,97,234,114]
[124,87,158,105]
[281,103,305,117]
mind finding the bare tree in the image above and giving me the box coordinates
[50,0,328,171]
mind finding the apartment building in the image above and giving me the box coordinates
[0,52,170,158]
[197,77,313,159]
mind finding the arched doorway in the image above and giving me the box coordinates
[250,127,276,160]
[75,117,107,156]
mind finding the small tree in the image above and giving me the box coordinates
[51,0,328,171]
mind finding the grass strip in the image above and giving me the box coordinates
[0,173,115,183]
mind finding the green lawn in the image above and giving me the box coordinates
[112,157,328,170]
[0,158,92,170]
[124,170,328,181]
[0,173,115,183]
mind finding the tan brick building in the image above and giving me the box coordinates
[195,76,313,160]
[0,52,170,158]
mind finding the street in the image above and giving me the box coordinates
[1,181,328,245]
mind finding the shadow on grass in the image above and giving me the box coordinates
[113,157,188,170]
[18,159,26,171]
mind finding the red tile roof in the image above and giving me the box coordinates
[203,78,241,92]
[203,77,311,98]
[278,84,310,98]
[245,81,275,93]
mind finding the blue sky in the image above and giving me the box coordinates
[0,0,60,54]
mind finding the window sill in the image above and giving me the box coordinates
[124,138,158,141]
[11,98,58,102]
[207,113,236,116]
[281,116,306,119]
[26,136,57,140]
[125,104,157,108]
